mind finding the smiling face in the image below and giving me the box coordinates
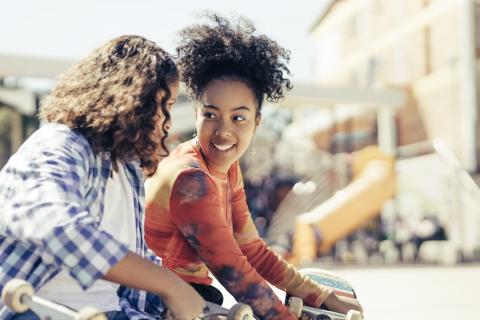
[196,79,261,174]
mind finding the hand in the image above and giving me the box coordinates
[163,279,205,320]
[322,292,363,315]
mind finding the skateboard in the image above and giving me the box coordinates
[2,279,254,320]
[2,279,106,320]
[286,268,362,320]
[197,301,254,319]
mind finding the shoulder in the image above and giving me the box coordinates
[156,140,209,182]
[0,124,100,194]
[172,169,213,202]
[23,123,93,158]
[164,139,205,169]
[35,123,89,146]
[9,124,96,170]
[168,140,222,196]
[147,140,211,200]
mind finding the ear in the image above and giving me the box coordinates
[254,113,262,132]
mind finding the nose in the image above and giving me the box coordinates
[214,119,232,137]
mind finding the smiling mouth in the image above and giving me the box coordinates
[212,143,235,151]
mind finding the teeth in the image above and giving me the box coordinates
[213,143,234,151]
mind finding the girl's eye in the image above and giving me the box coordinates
[203,112,216,119]
[233,115,246,121]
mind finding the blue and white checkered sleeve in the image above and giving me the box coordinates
[2,129,129,289]
[43,223,129,289]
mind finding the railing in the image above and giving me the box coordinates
[265,151,350,245]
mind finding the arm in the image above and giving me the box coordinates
[1,132,128,289]
[231,166,362,314]
[104,251,204,320]
[239,238,362,313]
[230,181,330,307]
[169,170,296,320]
[240,238,331,306]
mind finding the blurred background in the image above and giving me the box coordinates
[2,0,480,319]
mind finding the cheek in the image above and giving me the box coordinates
[196,120,212,137]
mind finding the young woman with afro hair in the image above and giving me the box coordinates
[145,14,363,320]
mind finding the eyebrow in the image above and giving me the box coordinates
[203,104,253,112]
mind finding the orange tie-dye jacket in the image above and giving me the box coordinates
[145,140,332,319]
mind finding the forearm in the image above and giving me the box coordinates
[241,240,332,307]
[103,251,181,297]
[241,241,362,314]
[175,223,295,319]
[104,251,206,320]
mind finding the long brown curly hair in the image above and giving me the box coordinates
[40,35,178,177]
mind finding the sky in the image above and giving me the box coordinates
[1,0,329,82]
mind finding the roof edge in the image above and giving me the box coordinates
[309,0,340,32]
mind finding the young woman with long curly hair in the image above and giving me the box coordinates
[0,35,204,320]
[144,15,362,320]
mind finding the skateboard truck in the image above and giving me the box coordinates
[2,279,106,320]
[287,297,362,320]
[198,301,254,320]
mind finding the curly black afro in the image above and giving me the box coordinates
[176,13,293,112]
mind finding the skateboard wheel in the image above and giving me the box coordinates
[228,303,253,320]
[346,310,362,320]
[1,279,34,313]
[287,296,303,318]
[75,307,107,320]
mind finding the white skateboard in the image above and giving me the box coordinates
[2,279,106,320]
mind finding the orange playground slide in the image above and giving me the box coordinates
[291,146,395,264]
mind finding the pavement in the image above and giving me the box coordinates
[214,264,480,320]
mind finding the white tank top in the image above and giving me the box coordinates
[37,162,137,312]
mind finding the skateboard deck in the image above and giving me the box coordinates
[2,279,106,320]
[286,268,362,320]
[301,268,356,299]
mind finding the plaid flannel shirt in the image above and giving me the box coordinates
[0,124,165,319]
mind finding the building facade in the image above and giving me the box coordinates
[311,0,480,171]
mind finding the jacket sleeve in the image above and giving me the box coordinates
[0,130,129,290]
[169,169,296,320]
